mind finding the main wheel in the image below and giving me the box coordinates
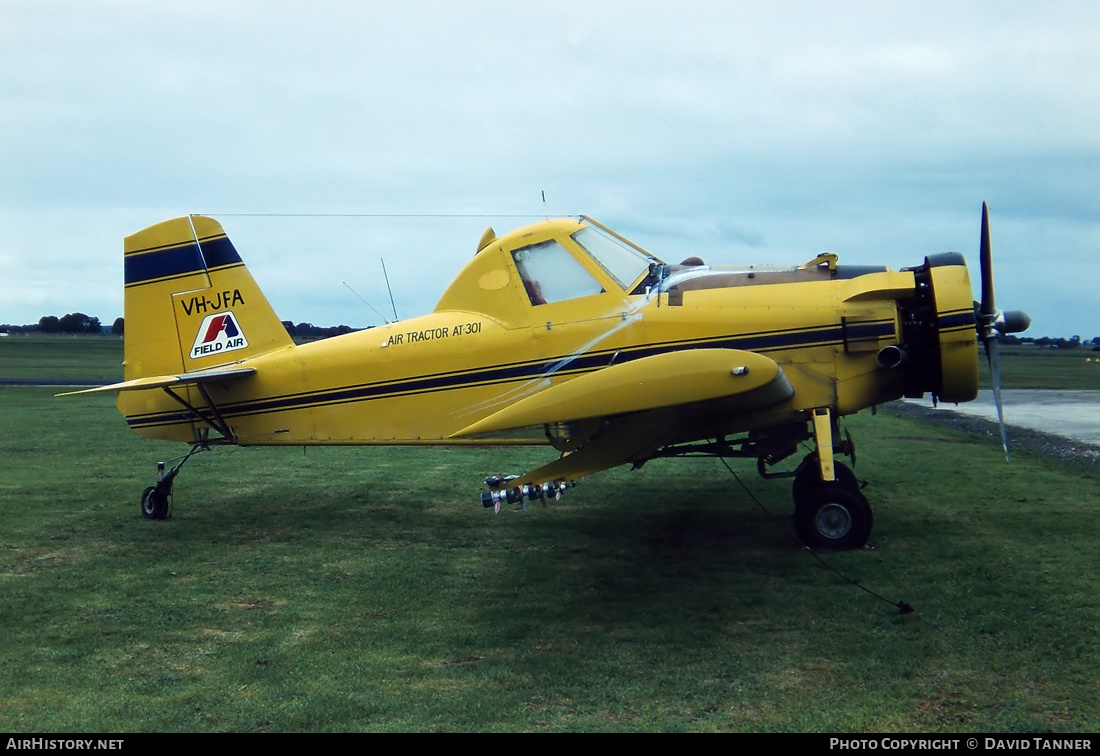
[792,454,859,506]
[140,485,168,520]
[794,482,872,549]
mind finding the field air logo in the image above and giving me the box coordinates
[190,311,248,360]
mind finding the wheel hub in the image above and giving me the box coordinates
[815,502,853,539]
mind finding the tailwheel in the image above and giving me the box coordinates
[794,481,873,550]
[138,443,209,521]
[140,484,169,520]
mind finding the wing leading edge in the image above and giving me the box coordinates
[453,348,794,486]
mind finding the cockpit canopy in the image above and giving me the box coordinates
[434,217,662,325]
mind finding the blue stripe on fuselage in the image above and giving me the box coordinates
[125,320,897,430]
[937,309,977,331]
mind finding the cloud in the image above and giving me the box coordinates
[1,1,1097,337]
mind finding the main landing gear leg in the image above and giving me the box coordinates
[140,443,208,520]
[792,408,872,549]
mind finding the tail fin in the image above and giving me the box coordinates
[122,215,293,380]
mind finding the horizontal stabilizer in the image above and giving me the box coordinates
[56,367,256,397]
[452,348,789,438]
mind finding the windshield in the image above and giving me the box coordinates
[571,224,657,291]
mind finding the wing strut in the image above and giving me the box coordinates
[161,385,237,443]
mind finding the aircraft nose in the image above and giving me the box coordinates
[998,309,1031,335]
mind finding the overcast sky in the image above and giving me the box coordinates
[2,1,1097,338]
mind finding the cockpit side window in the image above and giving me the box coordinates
[512,240,604,306]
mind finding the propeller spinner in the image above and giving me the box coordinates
[976,202,1031,460]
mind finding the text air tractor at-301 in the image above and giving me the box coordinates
[64,205,1029,548]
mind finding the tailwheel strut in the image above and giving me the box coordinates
[140,443,209,520]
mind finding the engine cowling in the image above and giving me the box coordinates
[900,252,979,404]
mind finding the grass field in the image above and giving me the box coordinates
[1,338,1098,732]
[0,334,123,381]
[982,345,1100,391]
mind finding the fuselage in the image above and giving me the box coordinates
[119,217,978,449]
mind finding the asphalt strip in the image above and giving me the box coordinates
[884,400,1100,477]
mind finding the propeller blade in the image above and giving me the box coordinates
[984,336,1011,461]
[974,202,1027,461]
[979,201,995,316]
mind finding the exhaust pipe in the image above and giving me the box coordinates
[876,344,906,370]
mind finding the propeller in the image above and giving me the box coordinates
[975,202,1031,460]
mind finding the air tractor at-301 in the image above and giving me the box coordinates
[65,203,1029,549]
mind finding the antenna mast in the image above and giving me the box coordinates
[342,281,392,325]
[380,258,399,322]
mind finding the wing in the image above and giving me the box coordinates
[55,366,256,396]
[451,348,793,485]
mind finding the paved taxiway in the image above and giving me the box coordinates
[907,389,1100,446]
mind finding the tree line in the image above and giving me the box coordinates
[280,321,362,339]
[1002,334,1100,350]
[0,315,362,341]
[0,313,124,335]
[0,315,1093,348]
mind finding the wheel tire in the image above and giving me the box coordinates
[792,454,858,505]
[141,485,168,520]
[794,482,872,549]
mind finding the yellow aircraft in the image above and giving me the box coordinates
[65,205,1029,548]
